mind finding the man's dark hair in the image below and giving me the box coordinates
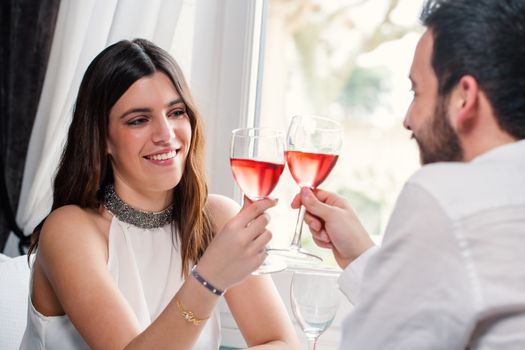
[421,0,525,139]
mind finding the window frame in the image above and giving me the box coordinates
[192,0,264,201]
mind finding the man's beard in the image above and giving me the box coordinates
[414,96,464,165]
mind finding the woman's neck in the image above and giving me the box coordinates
[112,181,174,212]
[103,183,175,229]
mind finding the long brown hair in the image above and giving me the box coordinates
[28,39,213,276]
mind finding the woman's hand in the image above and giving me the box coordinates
[197,197,277,291]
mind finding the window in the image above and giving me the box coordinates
[258,0,423,265]
[202,1,426,348]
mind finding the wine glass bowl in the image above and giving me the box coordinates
[230,128,285,200]
[290,268,341,349]
[272,115,343,264]
[230,127,287,274]
[286,150,339,189]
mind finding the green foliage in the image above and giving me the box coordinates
[338,65,390,118]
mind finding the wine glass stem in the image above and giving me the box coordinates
[307,337,318,350]
[291,205,306,249]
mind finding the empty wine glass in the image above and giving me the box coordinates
[230,127,287,274]
[272,115,343,264]
[290,268,341,350]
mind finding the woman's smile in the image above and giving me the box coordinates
[143,147,179,165]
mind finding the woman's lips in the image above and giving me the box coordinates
[144,149,177,161]
[143,149,179,165]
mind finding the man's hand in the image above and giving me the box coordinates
[292,187,374,269]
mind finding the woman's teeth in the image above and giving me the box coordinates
[146,150,176,161]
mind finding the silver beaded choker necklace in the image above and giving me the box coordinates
[104,184,174,229]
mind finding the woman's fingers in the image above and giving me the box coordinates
[252,229,272,251]
[291,193,301,209]
[237,198,277,228]
[243,212,271,240]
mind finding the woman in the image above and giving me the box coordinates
[20,39,298,349]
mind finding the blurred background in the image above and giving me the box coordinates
[258,0,422,265]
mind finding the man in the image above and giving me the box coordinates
[292,0,525,348]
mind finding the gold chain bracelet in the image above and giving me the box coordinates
[175,299,208,326]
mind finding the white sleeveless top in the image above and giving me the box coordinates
[19,217,221,349]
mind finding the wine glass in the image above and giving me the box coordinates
[273,115,343,264]
[230,127,287,274]
[290,268,341,350]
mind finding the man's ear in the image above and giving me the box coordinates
[450,75,479,132]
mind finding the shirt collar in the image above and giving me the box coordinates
[471,139,525,164]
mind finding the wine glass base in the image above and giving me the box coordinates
[268,247,322,268]
[252,254,287,275]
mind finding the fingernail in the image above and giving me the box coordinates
[301,187,312,199]
[268,196,279,203]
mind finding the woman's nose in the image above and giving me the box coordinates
[152,116,175,144]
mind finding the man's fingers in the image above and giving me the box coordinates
[300,187,334,220]
[315,231,331,243]
[304,212,322,232]
[312,188,349,208]
[311,188,333,202]
[313,236,333,249]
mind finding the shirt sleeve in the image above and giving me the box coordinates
[339,182,477,350]
[338,245,379,305]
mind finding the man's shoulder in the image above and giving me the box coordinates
[408,161,467,191]
[409,140,525,191]
[404,157,524,220]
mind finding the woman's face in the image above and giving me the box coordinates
[107,71,192,196]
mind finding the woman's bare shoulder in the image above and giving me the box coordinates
[205,194,240,231]
[206,193,239,210]
[38,205,111,262]
[44,204,102,224]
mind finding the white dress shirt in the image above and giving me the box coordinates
[338,140,525,349]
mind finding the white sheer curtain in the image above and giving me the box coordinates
[6,0,261,275]
[5,0,185,255]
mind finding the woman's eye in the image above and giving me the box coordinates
[127,117,148,126]
[169,109,186,118]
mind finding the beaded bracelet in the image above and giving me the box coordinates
[191,265,225,296]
